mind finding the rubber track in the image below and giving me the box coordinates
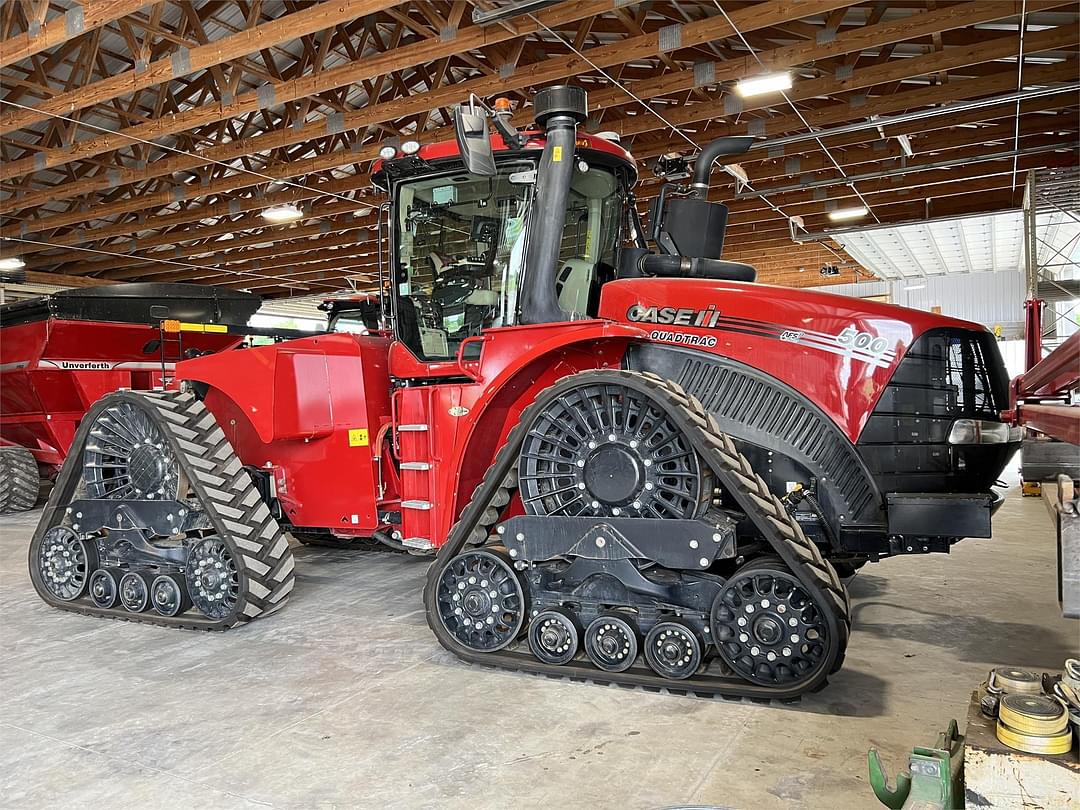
[0,446,39,514]
[28,390,295,630]
[425,369,851,701]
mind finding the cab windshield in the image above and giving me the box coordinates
[393,159,624,361]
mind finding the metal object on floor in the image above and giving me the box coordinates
[868,720,964,809]
[1043,476,1080,619]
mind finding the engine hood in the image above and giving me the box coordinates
[598,277,992,442]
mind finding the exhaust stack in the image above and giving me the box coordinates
[519,85,587,325]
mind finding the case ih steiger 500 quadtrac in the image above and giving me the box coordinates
[29,87,1020,700]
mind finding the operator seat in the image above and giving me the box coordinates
[556,258,595,316]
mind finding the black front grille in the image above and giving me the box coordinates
[858,328,1013,493]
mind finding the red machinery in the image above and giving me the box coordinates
[28,87,1021,700]
[0,284,261,512]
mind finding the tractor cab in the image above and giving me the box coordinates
[372,86,757,370]
[374,97,635,363]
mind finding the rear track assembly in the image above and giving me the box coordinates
[29,390,295,630]
[425,370,850,700]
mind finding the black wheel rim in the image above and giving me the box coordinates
[88,568,118,608]
[185,538,240,619]
[528,608,580,665]
[644,621,703,680]
[84,402,179,500]
[711,566,829,687]
[519,382,707,519]
[584,615,639,672]
[37,527,93,601]
[118,571,150,612]
[435,549,525,652]
[151,574,186,617]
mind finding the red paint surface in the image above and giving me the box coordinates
[0,318,240,472]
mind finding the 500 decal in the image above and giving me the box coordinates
[836,326,890,356]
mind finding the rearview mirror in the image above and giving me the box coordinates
[453,105,496,176]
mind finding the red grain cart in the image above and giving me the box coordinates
[0,283,260,513]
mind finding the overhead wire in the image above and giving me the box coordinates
[711,1,881,224]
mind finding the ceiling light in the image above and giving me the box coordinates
[828,206,868,222]
[896,134,915,158]
[378,145,398,161]
[0,256,26,271]
[261,204,303,223]
[400,140,421,155]
[735,72,792,97]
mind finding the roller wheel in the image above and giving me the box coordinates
[528,607,581,665]
[644,619,704,680]
[185,537,240,620]
[34,526,95,601]
[0,446,39,514]
[88,567,120,609]
[584,614,639,672]
[151,573,191,617]
[434,548,526,652]
[518,380,710,520]
[710,560,831,689]
[118,571,152,612]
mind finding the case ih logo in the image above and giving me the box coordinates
[626,304,722,329]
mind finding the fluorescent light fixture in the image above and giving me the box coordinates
[261,204,303,223]
[735,72,792,97]
[896,134,915,157]
[0,256,26,271]
[828,206,868,222]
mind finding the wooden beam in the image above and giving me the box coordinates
[0,0,161,69]
[0,0,396,135]
[609,23,1079,143]
[1,0,852,216]
[0,0,615,181]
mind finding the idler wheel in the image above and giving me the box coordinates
[434,548,527,652]
[711,560,830,688]
[35,526,95,602]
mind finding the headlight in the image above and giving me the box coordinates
[400,140,420,155]
[378,145,398,161]
[947,419,1021,445]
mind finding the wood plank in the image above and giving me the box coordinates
[0,0,396,135]
[0,0,161,69]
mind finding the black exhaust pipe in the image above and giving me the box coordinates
[690,136,755,199]
[519,85,587,325]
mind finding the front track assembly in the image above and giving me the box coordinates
[425,370,850,700]
[29,390,295,630]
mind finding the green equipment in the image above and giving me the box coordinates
[868,720,965,809]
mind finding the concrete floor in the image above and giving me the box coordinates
[1,477,1075,810]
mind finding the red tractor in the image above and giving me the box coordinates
[29,87,1019,699]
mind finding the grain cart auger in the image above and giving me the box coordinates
[31,86,1019,698]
